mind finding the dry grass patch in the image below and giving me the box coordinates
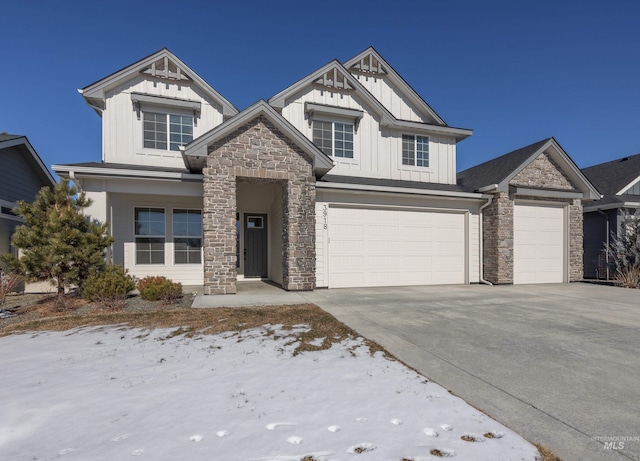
[534,443,565,461]
[460,434,477,442]
[0,303,383,355]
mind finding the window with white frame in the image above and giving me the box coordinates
[312,120,354,158]
[135,207,165,264]
[173,209,202,264]
[143,112,193,151]
[402,134,429,167]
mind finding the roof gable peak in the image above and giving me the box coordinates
[313,63,356,91]
[80,48,237,117]
[140,52,192,83]
[344,46,446,126]
[347,48,387,75]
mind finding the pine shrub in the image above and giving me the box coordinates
[82,264,136,309]
[136,276,183,303]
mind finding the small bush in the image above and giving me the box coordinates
[1,270,24,306]
[82,264,136,309]
[137,276,183,303]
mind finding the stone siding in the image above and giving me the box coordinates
[483,192,513,284]
[511,152,576,190]
[483,151,584,284]
[203,116,316,295]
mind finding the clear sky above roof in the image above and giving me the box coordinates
[1,0,638,177]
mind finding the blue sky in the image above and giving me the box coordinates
[1,0,639,175]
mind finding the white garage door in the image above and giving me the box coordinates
[513,203,565,284]
[328,207,466,288]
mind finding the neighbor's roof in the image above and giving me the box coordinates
[582,153,640,199]
[0,133,56,186]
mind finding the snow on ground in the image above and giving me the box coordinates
[0,325,540,461]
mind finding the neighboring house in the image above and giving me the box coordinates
[0,134,56,256]
[52,47,599,294]
[581,154,640,279]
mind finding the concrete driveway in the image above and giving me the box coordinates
[303,283,640,461]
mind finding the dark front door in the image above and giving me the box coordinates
[244,214,268,277]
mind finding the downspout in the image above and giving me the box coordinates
[478,194,494,285]
[68,171,83,192]
[597,209,610,280]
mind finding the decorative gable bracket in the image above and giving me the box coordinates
[348,52,387,75]
[314,68,355,91]
[131,93,202,126]
[141,56,191,82]
[304,102,363,132]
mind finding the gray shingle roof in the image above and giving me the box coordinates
[0,133,25,142]
[457,138,552,192]
[581,153,640,201]
[54,162,189,174]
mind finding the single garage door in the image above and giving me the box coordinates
[328,206,466,288]
[513,203,565,284]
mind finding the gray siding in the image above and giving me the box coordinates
[0,217,18,255]
[0,145,47,203]
[583,209,617,279]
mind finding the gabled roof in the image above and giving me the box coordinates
[344,46,446,126]
[268,56,472,141]
[79,48,238,117]
[182,100,334,175]
[582,153,640,199]
[0,133,56,187]
[457,137,600,200]
[268,59,396,126]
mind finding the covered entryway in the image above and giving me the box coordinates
[513,203,565,284]
[328,206,466,288]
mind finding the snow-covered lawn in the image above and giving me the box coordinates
[0,324,540,460]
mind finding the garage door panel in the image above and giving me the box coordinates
[514,204,564,284]
[328,207,465,288]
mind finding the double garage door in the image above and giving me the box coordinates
[328,206,466,288]
[513,203,566,284]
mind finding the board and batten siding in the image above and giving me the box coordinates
[281,88,457,185]
[0,146,48,203]
[102,76,225,168]
[352,73,431,123]
[315,189,481,288]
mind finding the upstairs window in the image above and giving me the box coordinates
[313,120,354,159]
[402,135,429,167]
[143,112,193,151]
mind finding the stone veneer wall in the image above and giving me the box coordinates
[483,192,513,284]
[568,198,584,282]
[202,115,316,295]
[511,152,576,190]
[483,152,584,284]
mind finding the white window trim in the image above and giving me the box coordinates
[136,104,194,157]
[134,206,167,266]
[312,117,358,164]
[399,133,431,171]
[172,208,203,266]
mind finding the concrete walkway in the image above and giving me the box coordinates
[191,281,308,308]
[191,282,640,460]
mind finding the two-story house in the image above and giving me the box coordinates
[53,48,599,294]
